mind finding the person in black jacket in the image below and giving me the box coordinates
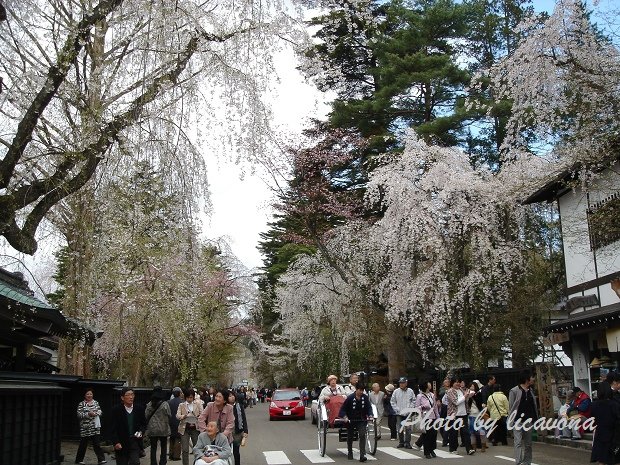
[168,387,184,461]
[591,382,620,464]
[228,391,248,465]
[383,384,397,440]
[339,383,373,463]
[110,387,147,465]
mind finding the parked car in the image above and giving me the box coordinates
[269,388,306,420]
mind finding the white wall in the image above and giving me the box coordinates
[559,162,620,293]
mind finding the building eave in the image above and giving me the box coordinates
[522,169,574,205]
[544,302,620,334]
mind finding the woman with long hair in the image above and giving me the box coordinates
[228,391,248,465]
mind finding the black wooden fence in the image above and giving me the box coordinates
[0,380,66,465]
[0,372,170,465]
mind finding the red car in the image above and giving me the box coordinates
[269,389,306,420]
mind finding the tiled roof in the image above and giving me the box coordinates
[0,267,100,343]
[544,302,620,333]
[0,281,55,310]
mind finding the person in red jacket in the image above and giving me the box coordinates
[562,387,591,440]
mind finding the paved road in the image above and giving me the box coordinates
[62,403,592,464]
[241,404,591,465]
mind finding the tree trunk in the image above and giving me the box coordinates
[385,325,406,381]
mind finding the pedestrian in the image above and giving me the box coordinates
[508,370,538,465]
[110,387,147,465]
[383,384,397,440]
[198,389,235,443]
[390,376,415,449]
[344,373,360,395]
[177,389,203,465]
[446,377,475,455]
[415,381,438,459]
[75,388,107,465]
[228,390,248,465]
[339,383,372,462]
[368,383,384,439]
[481,375,496,406]
[591,382,620,465]
[237,387,247,408]
[487,384,509,445]
[468,380,487,452]
[168,387,184,461]
[193,421,232,465]
[207,387,217,404]
[145,386,172,465]
[438,378,450,447]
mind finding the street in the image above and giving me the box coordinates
[239,405,592,465]
[62,403,594,465]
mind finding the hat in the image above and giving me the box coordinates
[385,384,395,393]
[398,377,408,383]
[327,374,338,383]
[172,386,182,393]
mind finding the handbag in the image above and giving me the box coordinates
[143,400,164,449]
[410,405,426,434]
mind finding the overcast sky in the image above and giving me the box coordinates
[202,44,330,270]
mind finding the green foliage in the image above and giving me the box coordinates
[46,246,71,308]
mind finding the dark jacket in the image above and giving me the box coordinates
[383,393,396,416]
[591,399,620,464]
[231,402,248,434]
[110,403,147,451]
[169,396,184,436]
[339,392,372,422]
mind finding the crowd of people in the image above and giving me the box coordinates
[74,385,251,465]
[317,369,620,465]
[72,371,620,465]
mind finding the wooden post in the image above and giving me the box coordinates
[535,362,554,437]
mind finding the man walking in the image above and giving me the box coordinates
[481,375,496,405]
[390,377,415,449]
[509,371,538,465]
[110,387,147,465]
[339,383,373,462]
[168,387,184,461]
[369,383,384,440]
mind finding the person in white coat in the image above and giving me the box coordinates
[390,377,415,448]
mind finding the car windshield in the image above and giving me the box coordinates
[273,390,301,401]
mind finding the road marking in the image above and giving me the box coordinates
[432,449,461,458]
[300,450,335,463]
[337,448,378,460]
[263,451,291,464]
[495,455,540,465]
[376,446,421,459]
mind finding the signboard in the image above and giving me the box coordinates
[543,332,570,347]
[566,295,599,312]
